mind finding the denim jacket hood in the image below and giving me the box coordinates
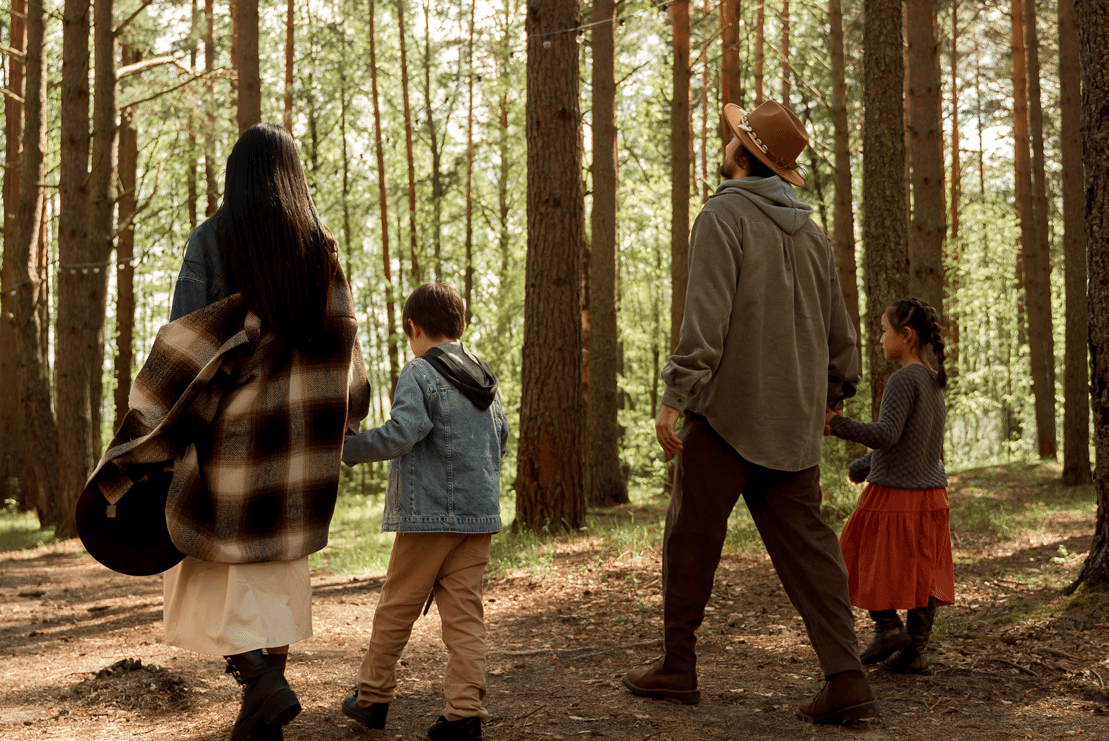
[341,342,508,533]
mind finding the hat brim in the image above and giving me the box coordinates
[76,471,185,577]
[723,103,805,187]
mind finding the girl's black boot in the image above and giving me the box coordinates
[224,650,301,741]
[881,598,937,675]
[860,609,910,665]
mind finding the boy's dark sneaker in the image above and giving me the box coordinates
[622,658,700,704]
[341,692,389,730]
[427,715,482,741]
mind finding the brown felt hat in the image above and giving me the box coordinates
[723,100,808,186]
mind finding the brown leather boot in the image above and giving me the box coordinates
[622,658,700,704]
[795,670,879,724]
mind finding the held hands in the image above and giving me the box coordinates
[823,406,842,436]
[655,405,684,454]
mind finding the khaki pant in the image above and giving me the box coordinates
[356,532,492,721]
[663,415,862,677]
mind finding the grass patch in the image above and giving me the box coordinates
[0,507,55,552]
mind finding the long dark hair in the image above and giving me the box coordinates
[887,297,947,389]
[215,123,338,351]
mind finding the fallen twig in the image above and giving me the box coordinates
[987,657,1038,677]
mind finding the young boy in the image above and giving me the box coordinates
[340,283,508,741]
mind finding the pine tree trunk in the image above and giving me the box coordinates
[947,2,961,378]
[1058,0,1091,485]
[720,0,741,144]
[422,0,444,283]
[1070,0,1109,591]
[205,0,217,216]
[829,0,861,361]
[781,0,791,105]
[368,0,399,398]
[284,0,294,132]
[517,0,586,532]
[754,0,765,105]
[863,0,910,416]
[399,1,420,280]
[905,0,945,317]
[0,0,26,506]
[1011,0,1055,460]
[114,46,139,434]
[1023,0,1057,460]
[464,2,475,323]
[55,0,98,538]
[186,0,198,231]
[237,0,260,132]
[586,0,628,507]
[671,1,690,355]
[16,0,58,526]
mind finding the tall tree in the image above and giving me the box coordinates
[586,0,628,507]
[1070,0,1109,591]
[1011,0,1055,459]
[1058,0,1091,485]
[56,0,97,538]
[463,0,475,322]
[781,0,791,105]
[720,0,741,144]
[863,0,910,415]
[284,0,295,131]
[114,46,140,432]
[671,0,690,355]
[516,0,587,531]
[13,0,59,525]
[905,0,945,317]
[368,0,399,397]
[754,0,765,105]
[0,0,26,505]
[237,0,261,132]
[828,0,861,358]
[398,0,420,280]
[204,0,218,216]
[1023,0,1057,460]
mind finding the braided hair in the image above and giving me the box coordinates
[886,297,947,389]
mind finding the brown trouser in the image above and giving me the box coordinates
[356,532,492,721]
[663,415,862,678]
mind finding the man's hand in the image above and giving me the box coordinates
[655,405,684,454]
[824,406,842,436]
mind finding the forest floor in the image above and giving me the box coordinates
[2,461,1108,741]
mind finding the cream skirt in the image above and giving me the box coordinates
[163,556,312,656]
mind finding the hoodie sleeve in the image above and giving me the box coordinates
[660,210,742,410]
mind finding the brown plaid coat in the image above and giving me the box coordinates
[86,271,370,564]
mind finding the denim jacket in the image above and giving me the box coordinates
[170,219,228,321]
[342,342,508,533]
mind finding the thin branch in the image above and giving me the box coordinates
[0,45,25,62]
[0,86,25,104]
[120,67,229,111]
[113,0,157,39]
[117,55,191,80]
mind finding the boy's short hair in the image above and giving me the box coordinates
[402,283,466,339]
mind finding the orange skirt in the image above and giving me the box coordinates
[838,484,955,611]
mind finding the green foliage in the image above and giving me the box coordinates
[0,504,55,552]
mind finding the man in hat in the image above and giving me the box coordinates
[622,100,875,724]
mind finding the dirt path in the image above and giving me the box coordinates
[2,468,1108,740]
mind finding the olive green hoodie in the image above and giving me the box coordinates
[661,176,859,471]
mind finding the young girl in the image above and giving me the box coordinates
[824,297,954,676]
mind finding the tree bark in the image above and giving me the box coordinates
[114,46,139,434]
[399,0,420,281]
[1,0,26,506]
[204,0,217,216]
[55,0,98,538]
[186,0,198,231]
[517,0,586,532]
[720,0,741,145]
[237,0,260,132]
[15,0,59,525]
[863,0,910,416]
[368,0,399,398]
[284,0,294,132]
[1070,0,1109,592]
[1023,0,1057,460]
[1058,0,1090,485]
[671,0,690,355]
[586,0,628,507]
[905,0,945,318]
[781,0,791,106]
[464,1,475,323]
[422,0,446,283]
[754,0,765,106]
[828,0,861,362]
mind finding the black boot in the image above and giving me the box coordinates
[860,609,910,665]
[224,650,301,741]
[882,597,937,675]
[427,715,482,741]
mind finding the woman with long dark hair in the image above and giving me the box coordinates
[160,123,369,740]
